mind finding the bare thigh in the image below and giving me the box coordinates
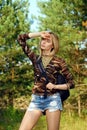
[19,110,42,130]
[46,110,61,130]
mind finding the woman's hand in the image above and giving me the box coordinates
[40,31,51,39]
[46,82,55,90]
[34,85,39,89]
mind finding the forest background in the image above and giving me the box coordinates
[0,0,87,130]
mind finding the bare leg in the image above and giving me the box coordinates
[46,109,61,130]
[19,110,42,130]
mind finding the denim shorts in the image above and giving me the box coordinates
[27,93,63,113]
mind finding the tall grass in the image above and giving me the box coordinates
[33,112,87,130]
[60,112,87,130]
[0,107,87,130]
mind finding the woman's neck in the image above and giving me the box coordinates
[42,50,51,56]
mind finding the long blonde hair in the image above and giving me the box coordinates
[39,32,59,56]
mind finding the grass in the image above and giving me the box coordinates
[60,112,87,130]
[33,112,87,130]
[0,107,87,130]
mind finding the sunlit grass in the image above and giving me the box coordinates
[33,113,87,130]
[0,108,87,130]
[60,112,87,130]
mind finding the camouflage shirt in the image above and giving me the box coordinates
[18,36,75,95]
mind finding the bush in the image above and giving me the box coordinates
[0,107,24,130]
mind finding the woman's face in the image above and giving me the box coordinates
[40,37,53,51]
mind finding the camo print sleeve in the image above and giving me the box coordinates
[17,34,37,63]
[58,58,75,89]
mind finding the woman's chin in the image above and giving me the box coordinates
[41,47,45,50]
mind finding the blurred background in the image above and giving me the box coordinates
[0,0,87,130]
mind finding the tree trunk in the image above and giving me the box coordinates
[77,95,81,117]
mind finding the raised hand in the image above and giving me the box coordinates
[40,31,51,39]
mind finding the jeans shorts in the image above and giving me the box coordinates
[27,93,63,113]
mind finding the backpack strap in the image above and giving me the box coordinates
[36,56,49,98]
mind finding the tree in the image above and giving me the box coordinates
[0,0,33,107]
[37,0,87,115]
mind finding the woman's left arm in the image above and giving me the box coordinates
[46,82,69,90]
[55,59,75,90]
[46,59,75,91]
[60,59,75,89]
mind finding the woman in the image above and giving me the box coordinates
[17,31,74,130]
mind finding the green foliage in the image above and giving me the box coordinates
[37,0,87,112]
[37,0,87,56]
[0,0,30,81]
[0,0,34,106]
[0,107,24,130]
[0,0,87,114]
[37,0,85,44]
[0,0,29,45]
[0,108,87,130]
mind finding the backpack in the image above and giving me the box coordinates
[37,56,70,102]
[57,73,70,102]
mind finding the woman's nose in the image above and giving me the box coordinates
[42,40,46,44]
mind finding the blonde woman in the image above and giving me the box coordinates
[17,31,74,130]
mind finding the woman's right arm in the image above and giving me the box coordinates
[28,31,51,39]
[28,32,41,38]
[17,31,50,42]
[17,33,37,62]
[17,31,51,63]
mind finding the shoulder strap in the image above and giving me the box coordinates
[36,56,49,98]
[36,56,49,83]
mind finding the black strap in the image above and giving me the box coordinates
[36,56,70,101]
[36,56,49,98]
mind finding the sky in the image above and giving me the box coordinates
[29,0,39,31]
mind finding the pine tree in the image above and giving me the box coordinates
[37,0,87,114]
[0,0,33,107]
